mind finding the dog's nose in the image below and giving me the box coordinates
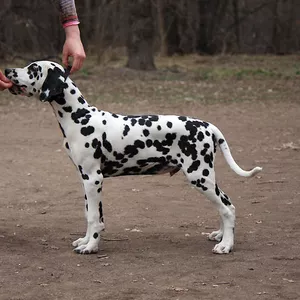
[4,68,12,77]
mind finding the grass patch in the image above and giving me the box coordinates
[1,54,299,107]
[76,54,300,106]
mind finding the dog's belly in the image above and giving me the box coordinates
[102,160,180,178]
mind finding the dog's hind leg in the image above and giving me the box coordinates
[184,169,235,254]
[73,166,104,254]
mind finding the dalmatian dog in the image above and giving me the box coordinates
[5,61,262,255]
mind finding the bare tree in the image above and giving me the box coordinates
[1,0,300,61]
[126,0,156,70]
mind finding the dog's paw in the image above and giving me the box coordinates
[208,229,223,242]
[72,236,89,248]
[73,243,98,255]
[212,242,233,254]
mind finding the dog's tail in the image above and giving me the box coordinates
[210,124,262,177]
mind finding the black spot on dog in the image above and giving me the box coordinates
[202,169,209,176]
[94,141,103,159]
[221,195,231,206]
[78,96,85,104]
[204,154,213,168]
[153,140,170,155]
[201,148,208,156]
[113,152,124,160]
[81,126,95,136]
[212,134,217,153]
[187,160,201,173]
[215,184,220,196]
[82,174,89,180]
[71,108,89,123]
[178,135,197,160]
[146,139,153,147]
[54,95,66,105]
[164,133,177,146]
[191,179,208,191]
[99,201,104,222]
[102,133,112,153]
[124,140,145,158]
[138,119,145,126]
[91,139,99,149]
[78,165,90,180]
[102,160,123,176]
[143,129,150,137]
[123,125,130,136]
[63,106,72,113]
[81,119,89,125]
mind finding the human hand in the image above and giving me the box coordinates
[62,25,86,74]
[0,71,13,91]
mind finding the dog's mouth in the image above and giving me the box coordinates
[8,84,27,95]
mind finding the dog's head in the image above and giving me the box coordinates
[5,61,70,102]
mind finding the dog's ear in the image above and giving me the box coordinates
[39,66,70,102]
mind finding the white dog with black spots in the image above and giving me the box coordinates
[5,61,262,254]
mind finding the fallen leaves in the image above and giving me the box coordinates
[273,142,300,151]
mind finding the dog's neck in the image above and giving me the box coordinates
[49,77,95,138]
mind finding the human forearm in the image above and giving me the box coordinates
[53,0,80,27]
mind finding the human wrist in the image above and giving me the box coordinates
[64,25,81,38]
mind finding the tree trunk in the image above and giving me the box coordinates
[232,0,240,51]
[271,0,280,53]
[157,0,167,56]
[126,0,156,70]
[84,0,92,42]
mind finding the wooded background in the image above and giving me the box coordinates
[1,0,300,69]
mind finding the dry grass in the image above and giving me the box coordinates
[1,55,300,107]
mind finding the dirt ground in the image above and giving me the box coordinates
[0,59,300,300]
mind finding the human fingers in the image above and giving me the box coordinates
[0,71,12,83]
[62,47,69,69]
[70,54,84,73]
[0,80,13,91]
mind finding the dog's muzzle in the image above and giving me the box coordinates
[8,84,23,95]
[4,69,26,95]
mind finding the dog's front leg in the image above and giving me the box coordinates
[73,168,104,254]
